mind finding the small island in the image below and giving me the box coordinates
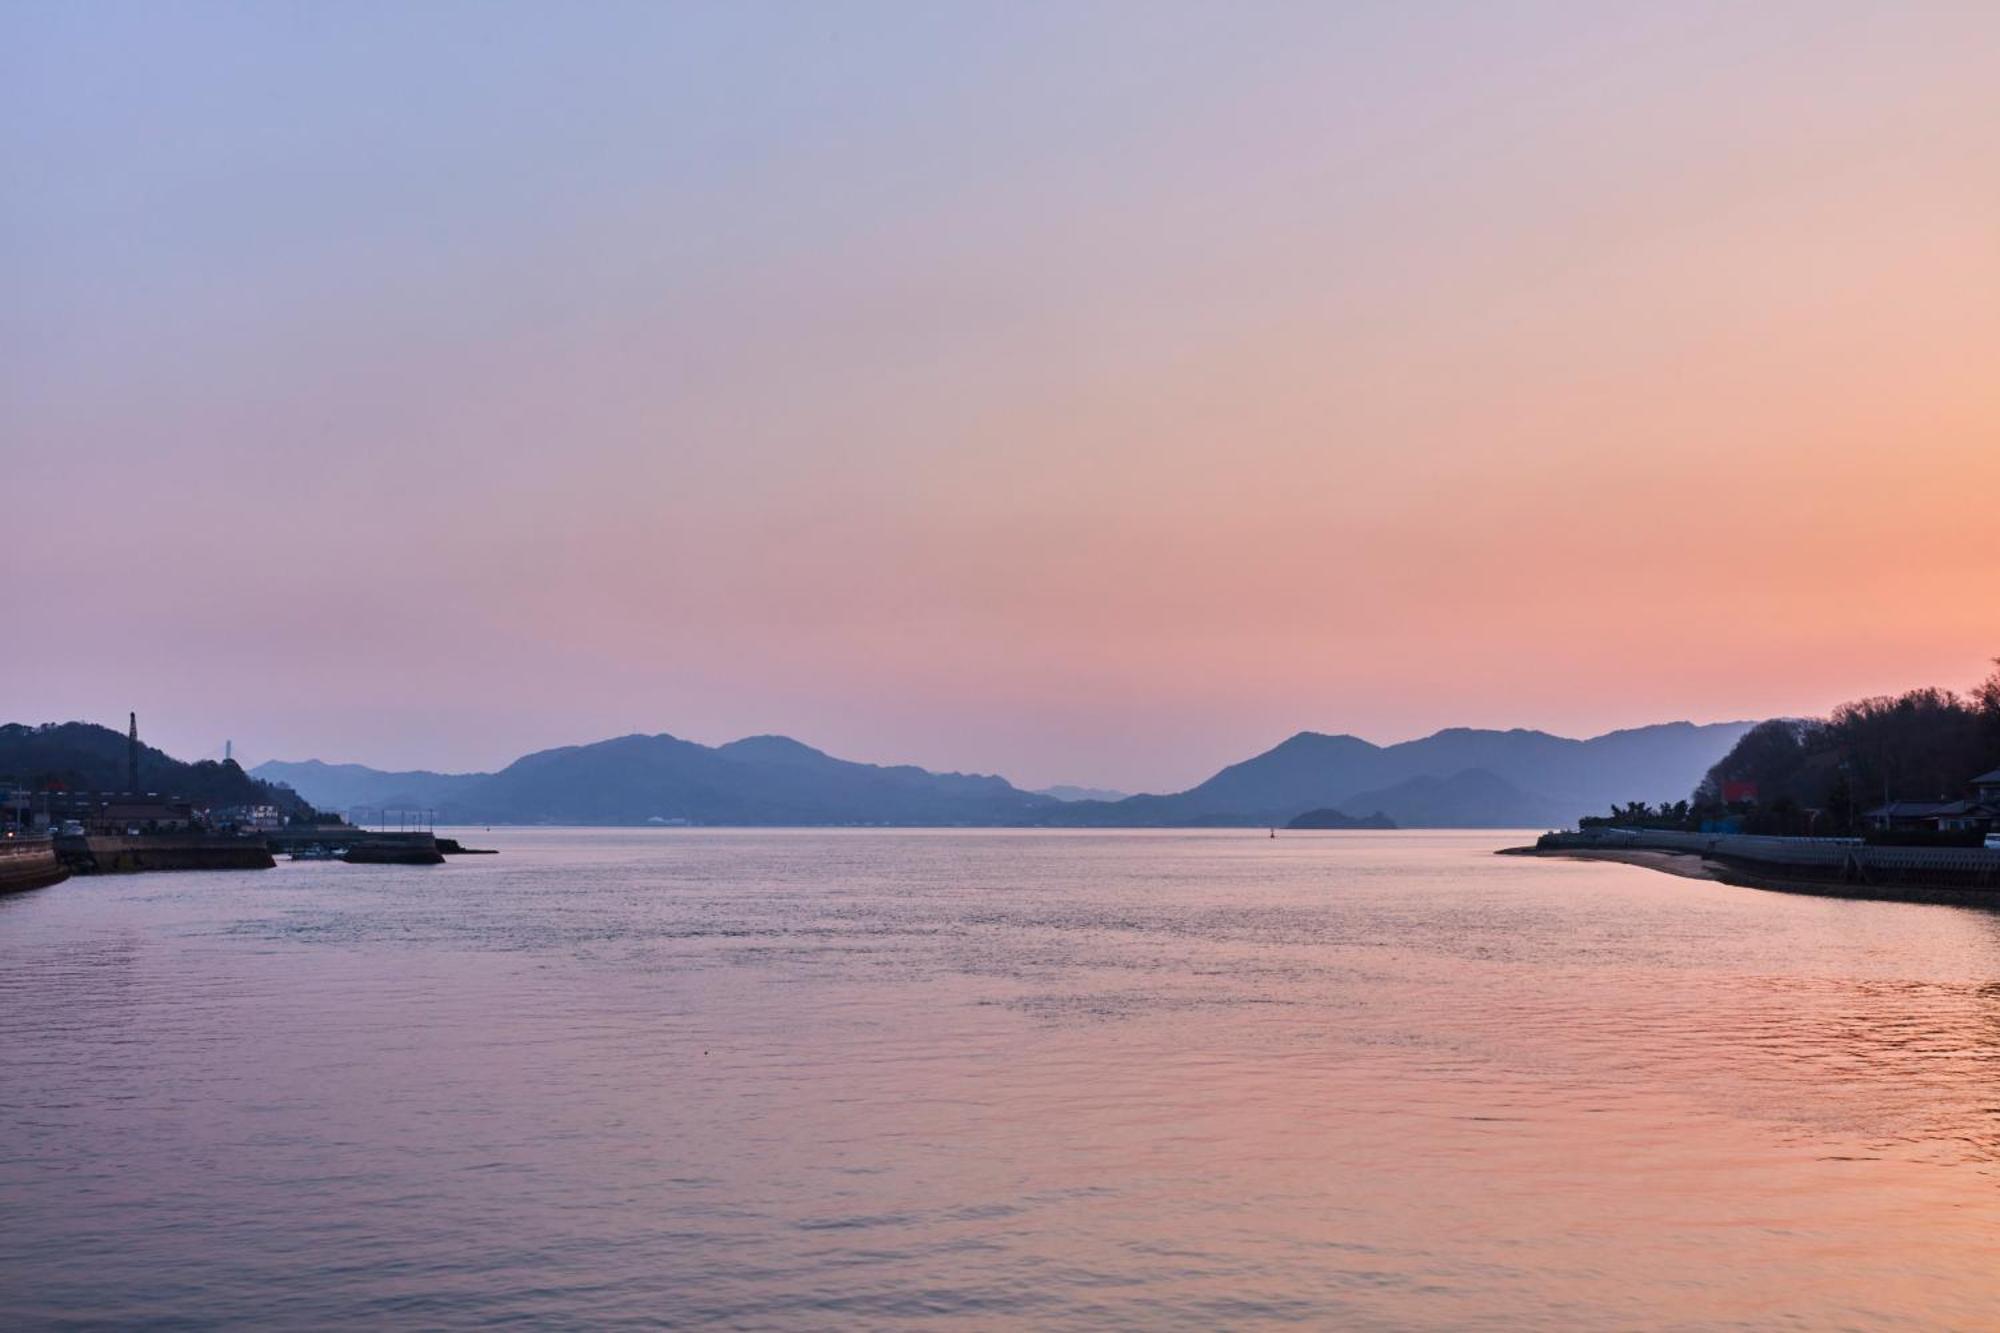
[1285,808,1397,830]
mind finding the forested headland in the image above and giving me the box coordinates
[1583,660,2000,836]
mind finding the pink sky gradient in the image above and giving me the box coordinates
[6,3,1997,790]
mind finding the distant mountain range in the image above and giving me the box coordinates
[254,720,1753,829]
[1338,768,1568,828]
[1030,722,1753,829]
[257,735,1048,827]
[248,759,484,814]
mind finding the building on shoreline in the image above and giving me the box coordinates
[1863,767,2000,835]
[44,793,198,835]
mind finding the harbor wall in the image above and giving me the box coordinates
[1534,828,2000,903]
[340,833,445,865]
[265,828,447,864]
[0,836,70,892]
[58,834,275,874]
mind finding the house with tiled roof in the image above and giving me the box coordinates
[1865,766,2000,834]
[1862,799,1961,831]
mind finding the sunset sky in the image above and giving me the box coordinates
[7,2,1997,791]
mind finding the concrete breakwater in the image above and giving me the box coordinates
[0,835,70,892]
[1517,828,2000,905]
[57,834,277,874]
[339,833,445,865]
[264,828,451,864]
[9,829,463,883]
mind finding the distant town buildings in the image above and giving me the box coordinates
[48,794,198,834]
[3,790,284,836]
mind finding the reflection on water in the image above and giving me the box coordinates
[4,830,2000,1327]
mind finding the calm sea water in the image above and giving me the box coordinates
[4,829,2000,1328]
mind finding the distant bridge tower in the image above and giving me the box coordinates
[128,712,139,792]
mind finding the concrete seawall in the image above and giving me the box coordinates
[266,830,450,865]
[0,836,70,892]
[57,834,275,874]
[265,829,448,863]
[340,833,445,865]
[1514,829,2000,906]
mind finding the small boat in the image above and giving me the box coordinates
[289,845,344,861]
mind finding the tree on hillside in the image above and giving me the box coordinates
[1827,687,1989,805]
[0,721,319,818]
[1695,718,1828,808]
[1973,658,2000,755]
[1684,658,2000,834]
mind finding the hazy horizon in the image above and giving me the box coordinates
[35,708,1754,797]
[10,2,1997,791]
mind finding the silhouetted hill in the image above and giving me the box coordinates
[250,759,486,816]
[1284,807,1398,830]
[1047,721,1753,827]
[1678,661,2000,835]
[1179,732,1385,814]
[1334,768,1566,828]
[266,734,1061,826]
[3,722,317,816]
[258,719,1753,828]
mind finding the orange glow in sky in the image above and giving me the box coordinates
[6,3,1997,788]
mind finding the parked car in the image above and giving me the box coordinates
[1986,833,2000,851]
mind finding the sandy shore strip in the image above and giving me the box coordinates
[1498,844,2000,906]
[1497,845,1726,882]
